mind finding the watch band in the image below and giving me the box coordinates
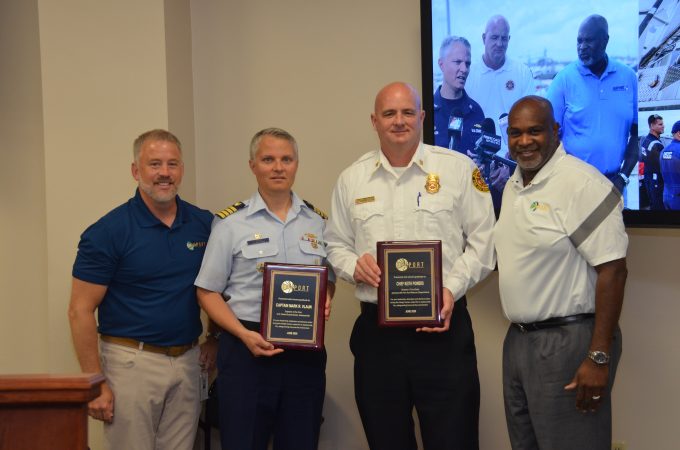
[587,350,610,365]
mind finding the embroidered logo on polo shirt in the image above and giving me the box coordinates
[613,85,627,91]
[505,80,515,90]
[529,201,549,212]
[186,241,207,251]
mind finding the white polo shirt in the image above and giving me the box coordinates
[326,143,496,303]
[466,56,536,143]
[494,145,628,323]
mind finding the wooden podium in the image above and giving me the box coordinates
[0,373,105,450]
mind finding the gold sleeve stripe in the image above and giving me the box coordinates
[215,201,246,219]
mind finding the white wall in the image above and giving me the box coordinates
[0,0,49,374]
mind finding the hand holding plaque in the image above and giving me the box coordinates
[260,263,327,350]
[376,241,443,327]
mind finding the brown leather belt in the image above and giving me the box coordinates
[101,335,198,357]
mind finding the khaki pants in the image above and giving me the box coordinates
[100,340,201,450]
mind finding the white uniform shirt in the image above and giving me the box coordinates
[466,56,536,150]
[494,145,628,323]
[195,191,334,322]
[326,143,496,303]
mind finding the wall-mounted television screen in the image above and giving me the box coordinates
[420,0,680,227]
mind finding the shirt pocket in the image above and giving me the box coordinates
[415,196,453,239]
[299,239,327,258]
[240,239,279,260]
[350,200,385,244]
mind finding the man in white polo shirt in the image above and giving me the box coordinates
[466,15,536,132]
[494,96,628,450]
[465,15,536,207]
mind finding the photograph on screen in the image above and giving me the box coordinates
[428,0,680,214]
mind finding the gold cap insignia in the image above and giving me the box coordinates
[425,173,440,194]
[472,168,490,192]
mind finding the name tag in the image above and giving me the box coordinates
[355,196,375,204]
[247,237,270,245]
[613,85,627,92]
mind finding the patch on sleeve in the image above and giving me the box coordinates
[472,168,490,193]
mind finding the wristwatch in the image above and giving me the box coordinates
[587,350,610,365]
[618,172,630,185]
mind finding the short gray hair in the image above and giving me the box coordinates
[439,36,471,60]
[249,127,299,160]
[133,129,182,162]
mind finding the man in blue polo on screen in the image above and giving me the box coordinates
[434,36,484,155]
[660,120,680,210]
[547,14,638,194]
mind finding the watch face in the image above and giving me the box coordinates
[590,351,609,364]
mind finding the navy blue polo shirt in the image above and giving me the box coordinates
[433,85,485,154]
[73,190,212,346]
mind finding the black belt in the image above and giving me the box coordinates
[239,320,260,332]
[512,313,594,333]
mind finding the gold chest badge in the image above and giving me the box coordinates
[425,173,440,194]
[303,233,319,249]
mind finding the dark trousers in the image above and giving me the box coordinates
[217,321,326,450]
[351,298,480,450]
[503,320,622,450]
[644,175,665,210]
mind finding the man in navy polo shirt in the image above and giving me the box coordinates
[68,129,218,450]
[433,36,485,155]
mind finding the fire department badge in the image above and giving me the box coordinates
[425,173,441,194]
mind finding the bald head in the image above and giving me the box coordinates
[374,82,422,112]
[580,15,608,36]
[577,15,609,68]
[509,96,555,127]
[482,15,510,69]
[371,82,425,160]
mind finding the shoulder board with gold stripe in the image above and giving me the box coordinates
[303,200,328,220]
[215,201,246,219]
